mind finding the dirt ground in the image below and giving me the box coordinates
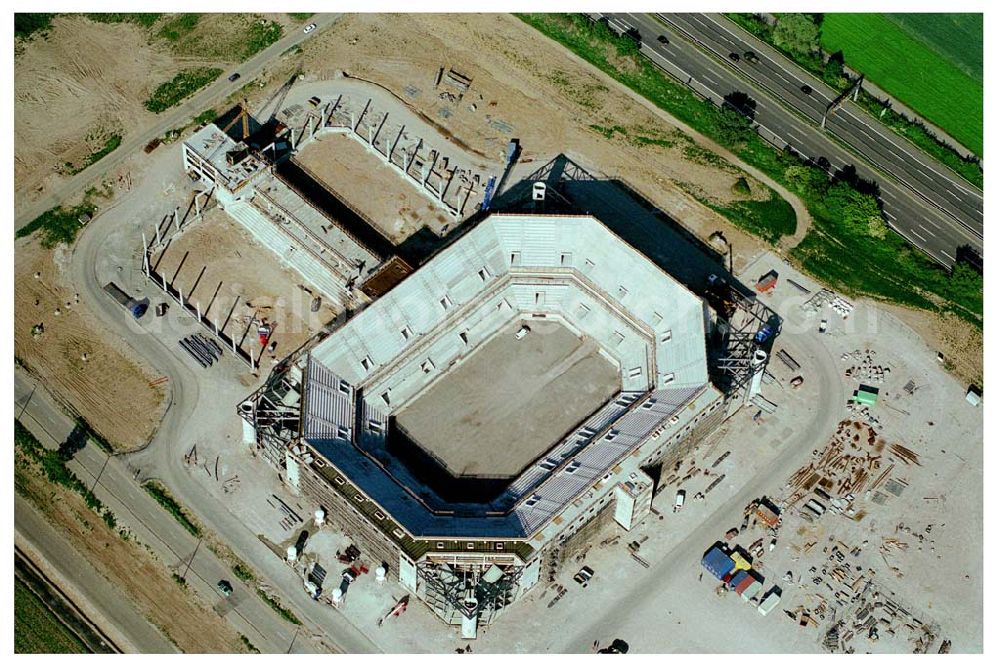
[242,14,774,266]
[14,15,173,210]
[14,238,166,451]
[882,306,983,388]
[13,13,302,215]
[294,133,453,244]
[14,454,249,654]
[149,207,341,361]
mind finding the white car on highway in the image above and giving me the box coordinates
[303,23,317,34]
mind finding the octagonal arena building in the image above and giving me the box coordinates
[242,213,729,637]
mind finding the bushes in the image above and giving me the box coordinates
[16,202,97,248]
[142,481,202,537]
[145,67,222,113]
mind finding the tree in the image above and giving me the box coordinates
[825,182,885,238]
[823,51,848,88]
[712,101,754,147]
[732,176,752,196]
[773,13,820,56]
[783,165,830,199]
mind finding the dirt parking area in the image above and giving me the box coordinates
[294,133,453,243]
[149,207,342,363]
[15,238,166,451]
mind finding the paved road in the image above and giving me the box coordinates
[58,156,381,654]
[14,370,316,654]
[600,13,982,266]
[14,13,341,231]
[16,497,178,654]
[659,14,983,233]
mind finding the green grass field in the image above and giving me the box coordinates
[821,13,983,155]
[15,579,88,654]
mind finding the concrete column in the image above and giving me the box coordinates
[424,151,439,185]
[155,222,162,246]
[354,98,371,133]
[214,317,220,336]
[196,302,201,321]
[372,111,388,149]
[406,139,422,172]
[178,287,184,308]
[290,128,297,149]
[440,168,458,201]
[231,336,237,354]
[194,194,202,219]
[161,273,167,291]
[389,126,405,165]
[174,206,180,231]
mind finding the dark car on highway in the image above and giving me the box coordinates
[228,73,240,82]
[744,51,760,64]
[800,84,813,94]
[728,52,740,62]
[657,34,669,45]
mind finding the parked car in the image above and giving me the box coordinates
[657,34,669,45]
[800,84,813,94]
[228,73,241,82]
[217,580,233,597]
[307,96,322,107]
[674,489,686,511]
[728,52,740,62]
[303,23,317,34]
[514,325,531,340]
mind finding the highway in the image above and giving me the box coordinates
[601,13,983,266]
[13,13,341,232]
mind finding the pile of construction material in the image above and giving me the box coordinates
[841,349,890,384]
[781,420,919,521]
[801,289,854,319]
[178,334,223,368]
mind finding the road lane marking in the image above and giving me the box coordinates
[910,229,927,243]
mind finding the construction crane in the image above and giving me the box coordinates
[205,99,252,164]
[258,71,301,123]
[220,98,252,141]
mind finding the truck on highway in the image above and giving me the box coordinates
[103,282,147,319]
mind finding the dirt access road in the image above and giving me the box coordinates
[14,13,341,230]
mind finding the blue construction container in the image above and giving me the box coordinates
[728,569,749,591]
[702,545,736,580]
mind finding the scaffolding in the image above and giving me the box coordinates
[415,558,524,626]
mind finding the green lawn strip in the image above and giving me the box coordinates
[145,67,223,114]
[726,13,982,186]
[256,589,302,625]
[69,134,122,175]
[157,13,200,42]
[15,579,89,654]
[15,13,55,39]
[14,419,117,529]
[709,189,797,245]
[16,201,97,247]
[517,14,981,325]
[85,13,162,28]
[288,13,314,21]
[821,13,982,156]
[142,480,202,537]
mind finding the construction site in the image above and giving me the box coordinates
[13,13,982,655]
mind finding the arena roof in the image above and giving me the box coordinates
[299,214,716,539]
